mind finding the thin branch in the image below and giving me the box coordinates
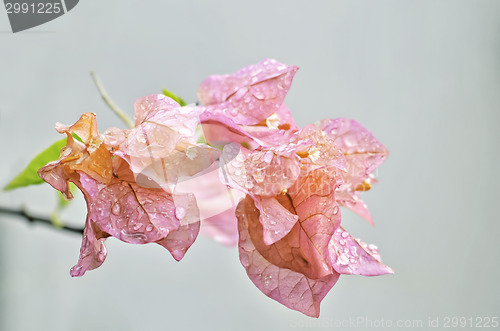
[90,71,134,129]
[0,206,83,234]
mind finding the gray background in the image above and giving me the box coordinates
[0,1,499,330]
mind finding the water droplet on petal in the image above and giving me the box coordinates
[132,223,143,231]
[253,91,265,100]
[137,133,147,144]
[112,204,121,215]
[343,135,356,147]
[263,151,273,163]
[175,207,186,220]
[338,255,349,265]
[70,265,83,276]
[97,244,106,262]
[252,171,264,183]
[240,254,250,267]
[185,146,198,160]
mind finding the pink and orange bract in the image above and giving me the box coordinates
[39,59,392,317]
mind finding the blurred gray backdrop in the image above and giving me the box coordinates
[1,1,499,330]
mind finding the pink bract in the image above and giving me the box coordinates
[38,98,217,276]
[197,58,298,126]
[237,197,340,318]
[197,59,300,149]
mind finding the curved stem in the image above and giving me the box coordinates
[90,71,134,129]
[0,206,83,234]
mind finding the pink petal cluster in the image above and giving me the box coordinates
[39,59,391,317]
[39,98,216,276]
[197,59,392,317]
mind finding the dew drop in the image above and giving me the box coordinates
[112,204,121,215]
[178,128,191,136]
[70,265,83,276]
[236,154,246,162]
[137,133,147,144]
[185,146,198,160]
[97,244,106,262]
[261,274,273,287]
[240,254,250,267]
[263,151,273,163]
[338,255,349,265]
[120,230,147,242]
[343,135,356,147]
[252,171,264,183]
[175,207,186,219]
[253,91,265,100]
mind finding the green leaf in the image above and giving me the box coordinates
[71,132,83,143]
[3,138,67,191]
[162,88,187,107]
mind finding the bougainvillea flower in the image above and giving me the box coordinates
[197,58,298,125]
[236,166,344,317]
[39,101,210,276]
[222,116,391,316]
[36,59,392,317]
[220,124,347,245]
[197,59,299,148]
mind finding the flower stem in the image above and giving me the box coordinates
[0,205,83,234]
[90,71,134,129]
